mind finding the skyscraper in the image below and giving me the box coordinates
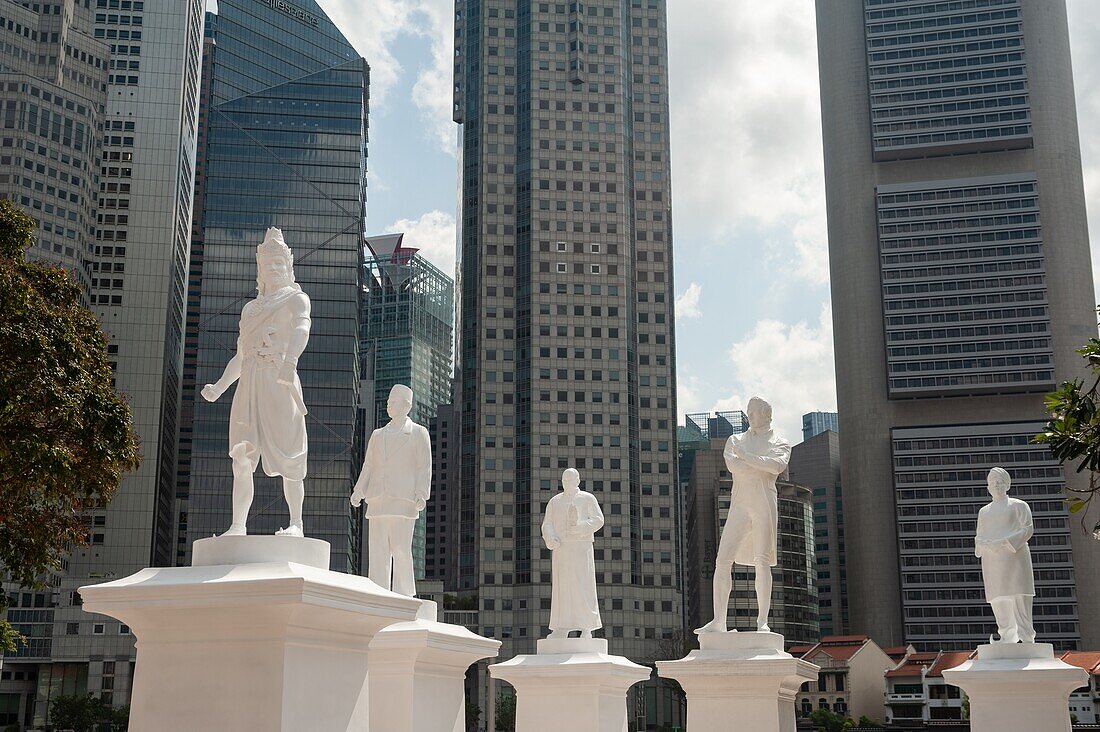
[1,0,204,725]
[183,0,368,573]
[789,429,846,636]
[0,0,106,300]
[817,0,1100,649]
[802,411,839,443]
[452,0,680,721]
[359,235,454,579]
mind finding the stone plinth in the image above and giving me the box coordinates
[656,632,818,732]
[943,643,1086,732]
[368,600,501,732]
[78,538,422,732]
[191,534,330,569]
[489,637,651,732]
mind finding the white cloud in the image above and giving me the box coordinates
[385,210,457,277]
[710,303,837,443]
[1067,0,1100,300]
[320,0,456,155]
[667,2,826,284]
[410,0,458,155]
[675,282,703,320]
[677,373,705,416]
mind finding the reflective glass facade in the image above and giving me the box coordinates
[184,0,367,573]
[717,481,820,645]
[359,247,455,578]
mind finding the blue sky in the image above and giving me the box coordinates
[304,0,1100,441]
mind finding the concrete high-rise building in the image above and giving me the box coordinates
[0,0,106,300]
[1,1,204,726]
[358,236,454,579]
[453,0,680,724]
[802,411,839,443]
[817,0,1100,650]
[789,429,847,636]
[183,0,368,573]
[681,415,819,645]
[426,402,459,587]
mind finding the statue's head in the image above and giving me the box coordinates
[746,396,773,431]
[562,468,580,493]
[256,227,296,295]
[987,467,1011,499]
[387,383,413,421]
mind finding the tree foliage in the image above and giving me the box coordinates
[465,701,480,732]
[494,691,516,731]
[0,200,139,650]
[1035,327,1100,535]
[808,707,854,732]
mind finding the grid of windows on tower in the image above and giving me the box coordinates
[864,0,1033,160]
[892,422,1079,651]
[877,173,1053,398]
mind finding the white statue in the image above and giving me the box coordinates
[975,467,1036,644]
[541,468,604,638]
[697,396,790,635]
[202,227,311,538]
[350,384,431,597]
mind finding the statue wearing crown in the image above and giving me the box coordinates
[202,227,312,537]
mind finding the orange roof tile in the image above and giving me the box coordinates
[1061,651,1100,675]
[820,635,870,644]
[885,652,939,678]
[927,652,973,677]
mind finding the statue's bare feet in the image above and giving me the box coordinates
[694,618,728,635]
[580,630,592,639]
[547,629,566,639]
[275,522,303,538]
[220,524,246,537]
[757,624,771,633]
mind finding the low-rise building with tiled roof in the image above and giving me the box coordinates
[1061,651,1100,723]
[796,635,895,723]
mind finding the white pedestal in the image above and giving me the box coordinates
[368,600,501,732]
[489,637,651,732]
[656,632,818,732]
[943,643,1086,732]
[192,534,330,569]
[78,537,422,732]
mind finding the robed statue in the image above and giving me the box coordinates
[541,468,605,638]
[976,467,1036,644]
[202,227,311,538]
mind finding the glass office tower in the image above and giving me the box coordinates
[184,0,368,572]
[359,234,455,578]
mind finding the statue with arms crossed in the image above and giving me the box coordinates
[351,384,431,597]
[696,396,790,634]
[202,227,311,538]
